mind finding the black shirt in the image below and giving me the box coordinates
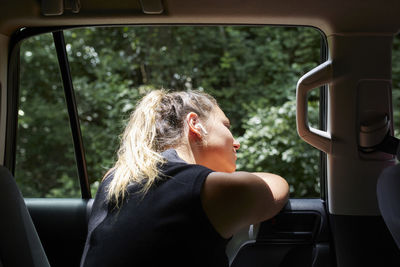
[81,149,229,267]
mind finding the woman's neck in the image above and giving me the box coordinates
[174,145,197,165]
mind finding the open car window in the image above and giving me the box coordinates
[16,33,80,198]
[16,25,324,198]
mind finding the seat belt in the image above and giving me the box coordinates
[358,115,400,160]
[374,133,400,159]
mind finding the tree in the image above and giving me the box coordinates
[237,100,320,197]
[16,26,323,198]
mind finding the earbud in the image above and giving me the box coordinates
[197,123,208,134]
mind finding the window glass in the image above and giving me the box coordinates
[16,33,80,198]
[65,26,322,197]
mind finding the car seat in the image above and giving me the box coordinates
[377,164,400,249]
[0,166,50,267]
[358,116,400,250]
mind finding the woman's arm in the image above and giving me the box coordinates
[201,171,289,239]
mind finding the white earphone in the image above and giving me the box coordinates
[197,123,208,134]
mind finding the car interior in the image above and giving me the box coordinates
[1,0,400,266]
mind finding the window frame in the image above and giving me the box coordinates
[319,36,328,201]
[6,26,91,198]
[6,25,328,200]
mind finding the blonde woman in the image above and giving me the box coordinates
[81,90,289,267]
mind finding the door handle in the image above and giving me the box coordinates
[296,61,332,154]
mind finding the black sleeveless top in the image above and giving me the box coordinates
[81,149,229,267]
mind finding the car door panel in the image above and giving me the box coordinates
[25,198,90,267]
[232,199,332,267]
[26,198,330,267]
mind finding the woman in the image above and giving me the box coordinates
[81,90,289,267]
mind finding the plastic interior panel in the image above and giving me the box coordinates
[257,212,320,243]
[139,0,164,14]
[326,34,396,216]
[330,214,400,267]
[25,198,90,267]
[231,199,332,267]
[357,79,393,160]
[296,60,332,154]
[0,33,8,166]
[41,0,64,16]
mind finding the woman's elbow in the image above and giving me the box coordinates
[270,176,289,215]
[280,176,290,197]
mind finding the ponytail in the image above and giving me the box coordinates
[106,90,166,206]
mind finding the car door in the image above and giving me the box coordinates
[3,24,335,267]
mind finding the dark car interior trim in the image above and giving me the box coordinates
[52,30,91,199]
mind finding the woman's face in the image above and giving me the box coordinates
[197,106,240,173]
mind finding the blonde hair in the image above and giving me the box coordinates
[106,89,217,206]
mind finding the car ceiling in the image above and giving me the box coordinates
[1,0,400,36]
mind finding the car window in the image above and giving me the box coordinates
[16,25,323,198]
[16,33,80,198]
[64,25,323,197]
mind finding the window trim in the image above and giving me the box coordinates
[52,30,91,199]
[7,25,328,200]
[6,26,78,173]
[319,35,328,201]
[4,36,20,175]
[7,26,91,199]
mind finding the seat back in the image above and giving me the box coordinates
[0,166,50,267]
[377,164,400,249]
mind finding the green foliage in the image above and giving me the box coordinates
[17,34,80,198]
[16,26,322,198]
[237,100,320,197]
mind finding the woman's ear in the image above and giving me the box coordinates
[186,112,203,138]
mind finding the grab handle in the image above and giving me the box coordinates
[296,61,333,154]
